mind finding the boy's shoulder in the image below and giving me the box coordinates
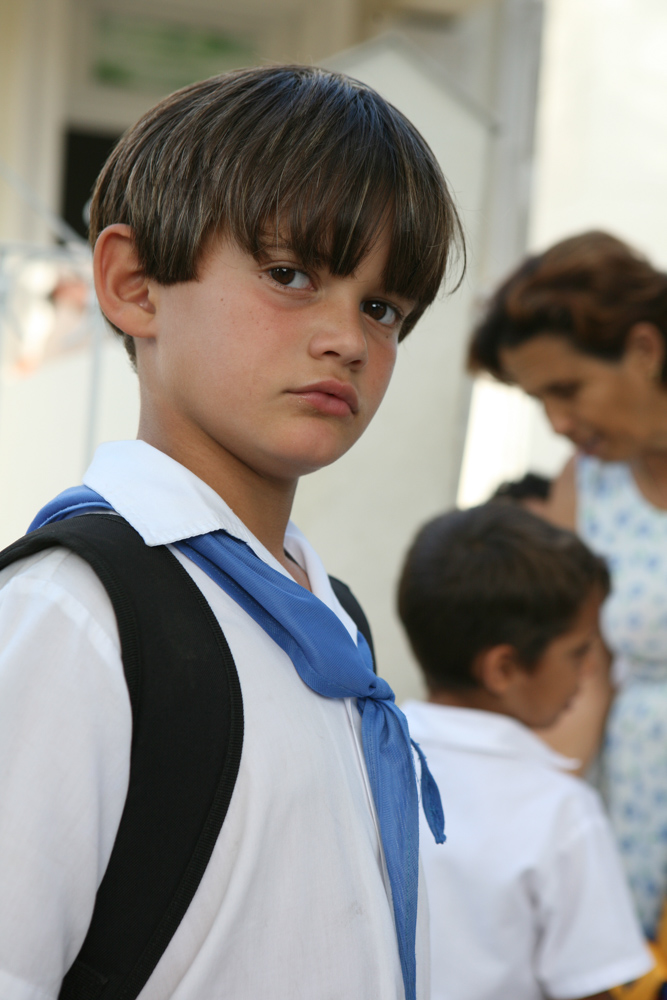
[406,704,653,997]
[0,542,121,653]
[403,700,603,833]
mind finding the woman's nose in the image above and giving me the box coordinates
[545,400,576,438]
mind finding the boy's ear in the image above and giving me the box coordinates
[473,644,523,696]
[93,224,156,339]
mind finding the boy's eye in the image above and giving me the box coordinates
[572,639,593,661]
[548,381,581,400]
[362,300,400,327]
[269,267,310,289]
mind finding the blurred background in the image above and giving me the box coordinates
[0,0,666,699]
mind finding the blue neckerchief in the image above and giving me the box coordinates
[29,486,445,1000]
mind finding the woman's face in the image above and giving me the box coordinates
[499,328,665,461]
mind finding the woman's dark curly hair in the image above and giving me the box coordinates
[468,231,667,381]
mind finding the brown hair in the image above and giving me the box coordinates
[90,65,464,362]
[468,231,667,381]
[398,503,609,692]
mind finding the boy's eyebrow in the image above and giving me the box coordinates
[255,243,302,262]
[540,378,580,394]
[253,235,315,266]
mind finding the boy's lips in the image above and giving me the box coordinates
[289,380,359,416]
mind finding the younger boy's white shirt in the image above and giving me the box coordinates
[0,440,427,1000]
[402,700,653,1000]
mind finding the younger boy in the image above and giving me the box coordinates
[399,503,653,1000]
[0,67,460,1000]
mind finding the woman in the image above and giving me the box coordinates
[469,231,667,938]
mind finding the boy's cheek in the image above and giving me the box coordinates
[364,343,398,409]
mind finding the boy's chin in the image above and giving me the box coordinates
[219,417,368,481]
[530,703,574,732]
[252,441,357,482]
[531,714,562,731]
[268,430,363,478]
[276,447,354,479]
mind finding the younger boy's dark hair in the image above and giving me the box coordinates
[90,64,464,363]
[491,472,551,503]
[397,503,609,691]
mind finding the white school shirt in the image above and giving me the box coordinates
[402,701,652,1000]
[0,440,429,1000]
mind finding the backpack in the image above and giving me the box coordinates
[0,512,375,1000]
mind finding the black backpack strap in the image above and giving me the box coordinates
[0,514,244,1000]
[329,575,376,672]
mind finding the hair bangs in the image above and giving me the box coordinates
[234,141,400,279]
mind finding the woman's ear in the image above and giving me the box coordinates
[473,644,522,696]
[624,321,665,383]
[93,224,156,339]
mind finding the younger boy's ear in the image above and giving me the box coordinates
[474,644,522,696]
[93,224,156,339]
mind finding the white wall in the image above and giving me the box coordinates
[0,0,72,243]
[0,334,139,547]
[532,0,667,263]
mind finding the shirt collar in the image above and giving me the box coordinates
[83,440,357,638]
[403,700,579,772]
[85,440,257,547]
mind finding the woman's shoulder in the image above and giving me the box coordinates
[543,455,633,535]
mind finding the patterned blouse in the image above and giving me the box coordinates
[578,455,667,936]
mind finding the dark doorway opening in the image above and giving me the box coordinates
[61,128,121,239]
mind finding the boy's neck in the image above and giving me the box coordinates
[136,419,308,587]
[428,687,512,718]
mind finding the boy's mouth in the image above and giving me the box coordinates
[289,380,359,416]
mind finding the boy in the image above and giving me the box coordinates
[399,503,653,1000]
[0,67,460,1000]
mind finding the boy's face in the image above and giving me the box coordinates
[139,233,415,485]
[511,589,603,730]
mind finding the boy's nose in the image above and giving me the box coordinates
[308,303,368,367]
